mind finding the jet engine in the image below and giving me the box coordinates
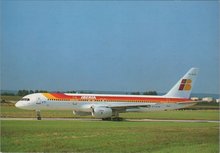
[91,107,112,119]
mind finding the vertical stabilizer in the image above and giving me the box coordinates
[164,68,199,98]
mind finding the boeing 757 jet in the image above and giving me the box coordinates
[16,68,199,121]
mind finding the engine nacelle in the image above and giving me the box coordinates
[73,110,91,116]
[92,107,112,119]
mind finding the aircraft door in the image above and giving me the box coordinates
[36,97,41,105]
[36,97,49,108]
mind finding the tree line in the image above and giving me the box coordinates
[17,90,50,96]
[1,90,50,97]
[131,91,157,95]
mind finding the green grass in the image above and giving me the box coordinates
[120,110,219,120]
[1,120,219,153]
[1,96,219,152]
[1,104,219,120]
[188,102,219,110]
[1,95,22,102]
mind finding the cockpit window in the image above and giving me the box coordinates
[21,98,30,101]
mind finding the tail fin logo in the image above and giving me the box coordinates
[178,79,192,91]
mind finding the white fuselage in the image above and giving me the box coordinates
[15,68,199,119]
[15,93,195,112]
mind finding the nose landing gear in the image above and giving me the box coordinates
[36,110,41,120]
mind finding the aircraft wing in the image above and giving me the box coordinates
[107,103,156,110]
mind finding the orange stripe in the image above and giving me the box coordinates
[42,93,57,99]
[43,93,190,103]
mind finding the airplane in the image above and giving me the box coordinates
[15,68,199,121]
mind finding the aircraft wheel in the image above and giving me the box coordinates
[102,118,111,121]
[112,117,123,121]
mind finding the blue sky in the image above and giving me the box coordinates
[1,1,219,94]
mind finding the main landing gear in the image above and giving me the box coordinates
[36,110,41,120]
[102,111,124,121]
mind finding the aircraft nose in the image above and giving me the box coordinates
[15,99,35,110]
[15,101,23,108]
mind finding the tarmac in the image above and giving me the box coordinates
[1,117,219,123]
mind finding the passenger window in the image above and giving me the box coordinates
[21,98,30,101]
